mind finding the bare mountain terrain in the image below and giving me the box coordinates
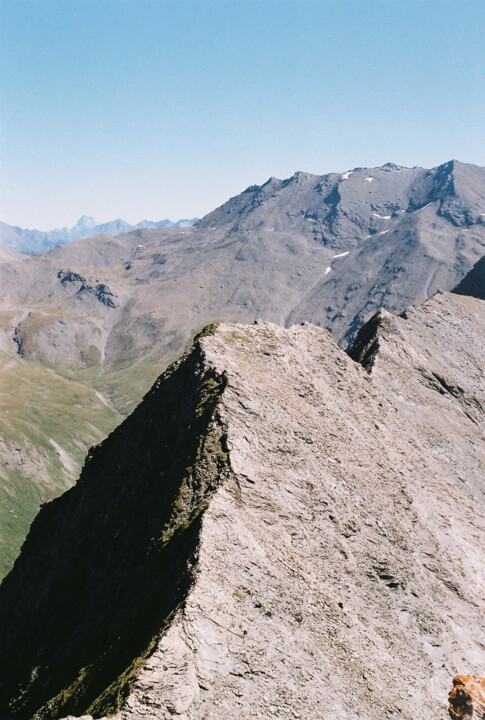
[0,288,483,720]
[2,161,485,381]
[0,159,484,577]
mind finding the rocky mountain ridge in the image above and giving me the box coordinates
[0,159,484,578]
[0,287,484,720]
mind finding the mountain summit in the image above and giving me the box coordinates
[73,215,97,231]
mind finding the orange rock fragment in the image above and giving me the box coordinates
[449,675,485,719]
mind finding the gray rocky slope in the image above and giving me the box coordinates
[0,289,484,720]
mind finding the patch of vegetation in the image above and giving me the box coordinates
[0,353,119,579]
[193,322,220,341]
[225,331,251,344]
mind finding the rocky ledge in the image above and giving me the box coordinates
[0,291,484,720]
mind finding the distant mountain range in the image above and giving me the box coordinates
[0,215,198,254]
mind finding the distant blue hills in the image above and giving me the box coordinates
[0,215,198,254]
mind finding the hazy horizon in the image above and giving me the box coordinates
[0,213,199,232]
[1,0,484,230]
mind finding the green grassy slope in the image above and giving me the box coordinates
[0,352,120,578]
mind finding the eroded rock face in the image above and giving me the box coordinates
[0,293,484,720]
[449,676,485,719]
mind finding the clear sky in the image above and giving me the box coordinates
[1,0,484,230]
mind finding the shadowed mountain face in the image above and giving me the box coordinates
[0,334,230,719]
[0,291,484,720]
[0,159,484,578]
[453,252,485,300]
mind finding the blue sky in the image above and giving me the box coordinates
[1,0,484,229]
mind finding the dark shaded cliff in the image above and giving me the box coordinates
[0,327,229,719]
[453,253,485,300]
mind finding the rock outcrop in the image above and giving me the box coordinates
[449,676,485,719]
[0,291,484,720]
